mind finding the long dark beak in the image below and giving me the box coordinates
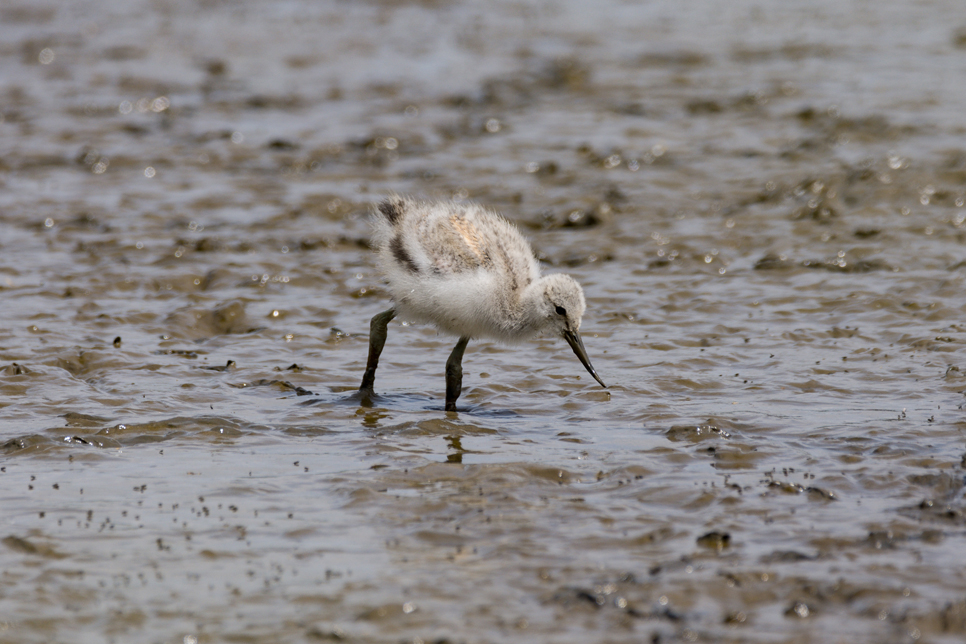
[562,329,607,388]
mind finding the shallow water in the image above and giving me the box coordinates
[2,0,966,642]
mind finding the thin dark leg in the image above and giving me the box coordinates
[359,308,396,395]
[445,336,470,412]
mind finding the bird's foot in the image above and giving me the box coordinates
[350,387,377,407]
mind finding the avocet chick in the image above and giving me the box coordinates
[359,195,606,411]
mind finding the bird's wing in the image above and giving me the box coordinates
[420,213,493,273]
[449,214,490,265]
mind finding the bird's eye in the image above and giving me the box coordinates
[555,305,566,316]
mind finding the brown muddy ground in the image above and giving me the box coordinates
[2,1,966,643]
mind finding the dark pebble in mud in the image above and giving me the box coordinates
[696,531,731,550]
[202,360,236,372]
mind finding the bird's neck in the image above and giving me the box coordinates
[505,279,546,337]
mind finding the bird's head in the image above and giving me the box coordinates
[536,274,606,388]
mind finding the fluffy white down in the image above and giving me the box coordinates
[371,197,588,344]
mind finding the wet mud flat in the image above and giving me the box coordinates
[2,0,966,642]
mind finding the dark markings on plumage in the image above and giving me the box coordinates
[496,241,518,291]
[390,236,419,274]
[378,199,403,225]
